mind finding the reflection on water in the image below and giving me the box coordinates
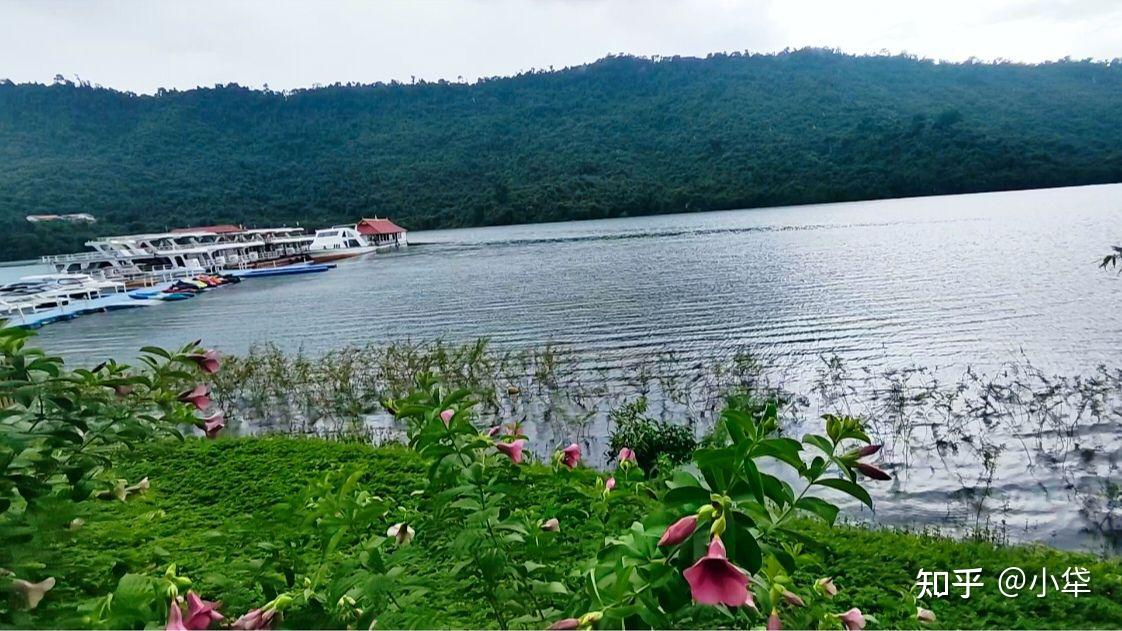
[8,183,1122,550]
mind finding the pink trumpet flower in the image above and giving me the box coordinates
[166,599,188,631]
[917,607,936,623]
[548,619,579,630]
[561,443,581,468]
[541,518,560,532]
[178,385,211,411]
[815,577,838,598]
[605,477,616,491]
[496,439,526,464]
[839,608,867,631]
[618,447,637,463]
[658,515,698,547]
[197,412,225,438]
[439,409,454,426]
[854,461,892,481]
[781,590,805,607]
[682,536,754,609]
[11,577,55,610]
[486,425,503,437]
[189,349,221,374]
[231,607,276,630]
[185,592,224,630]
[767,610,782,630]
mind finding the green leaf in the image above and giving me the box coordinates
[794,496,840,524]
[754,438,804,469]
[139,346,172,360]
[802,434,834,456]
[814,477,874,510]
[664,484,711,509]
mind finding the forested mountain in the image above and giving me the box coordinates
[1,49,1121,260]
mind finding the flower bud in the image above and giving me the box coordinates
[814,577,838,598]
[709,515,727,538]
[657,515,698,547]
[577,611,603,628]
[697,504,717,521]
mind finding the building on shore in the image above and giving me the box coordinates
[27,213,97,223]
[354,217,408,247]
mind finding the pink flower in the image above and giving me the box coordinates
[767,611,782,630]
[548,619,579,630]
[682,536,754,609]
[11,577,55,610]
[839,608,866,630]
[184,592,224,630]
[387,522,415,546]
[197,412,225,439]
[815,577,838,598]
[166,599,188,631]
[854,461,891,481]
[917,607,936,623]
[496,439,526,464]
[561,443,581,468]
[486,425,503,437]
[439,409,454,426]
[541,518,560,532]
[781,590,805,607]
[605,477,616,491]
[657,515,698,547]
[231,608,276,630]
[854,444,882,458]
[189,349,221,374]
[178,384,211,411]
[618,447,637,463]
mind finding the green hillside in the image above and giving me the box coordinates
[1,49,1121,260]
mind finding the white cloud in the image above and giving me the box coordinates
[0,0,1119,94]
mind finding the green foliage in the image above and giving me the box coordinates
[606,398,696,472]
[571,398,888,628]
[0,326,220,623]
[3,50,1122,260]
[23,437,1122,629]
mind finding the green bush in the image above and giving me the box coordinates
[606,398,696,472]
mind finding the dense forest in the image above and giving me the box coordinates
[1,48,1121,261]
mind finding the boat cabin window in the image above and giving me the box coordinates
[347,239,362,248]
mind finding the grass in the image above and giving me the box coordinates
[24,437,1122,629]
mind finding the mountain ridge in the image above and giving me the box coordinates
[1,48,1120,260]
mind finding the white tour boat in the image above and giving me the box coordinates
[40,225,314,286]
[307,226,378,262]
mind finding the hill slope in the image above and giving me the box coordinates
[2,49,1121,260]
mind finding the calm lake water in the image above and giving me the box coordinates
[5,183,1122,549]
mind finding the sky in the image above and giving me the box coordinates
[1,0,1121,94]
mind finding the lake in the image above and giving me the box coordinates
[5,183,1122,550]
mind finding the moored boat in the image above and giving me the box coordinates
[307,227,378,262]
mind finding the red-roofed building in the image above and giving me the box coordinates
[354,217,408,247]
[171,224,243,234]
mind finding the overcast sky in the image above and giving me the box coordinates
[2,0,1121,94]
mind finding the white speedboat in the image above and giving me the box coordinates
[307,226,378,262]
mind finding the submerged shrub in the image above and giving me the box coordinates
[607,398,696,471]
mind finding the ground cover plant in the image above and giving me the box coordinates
[22,438,1122,629]
[5,326,1122,629]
